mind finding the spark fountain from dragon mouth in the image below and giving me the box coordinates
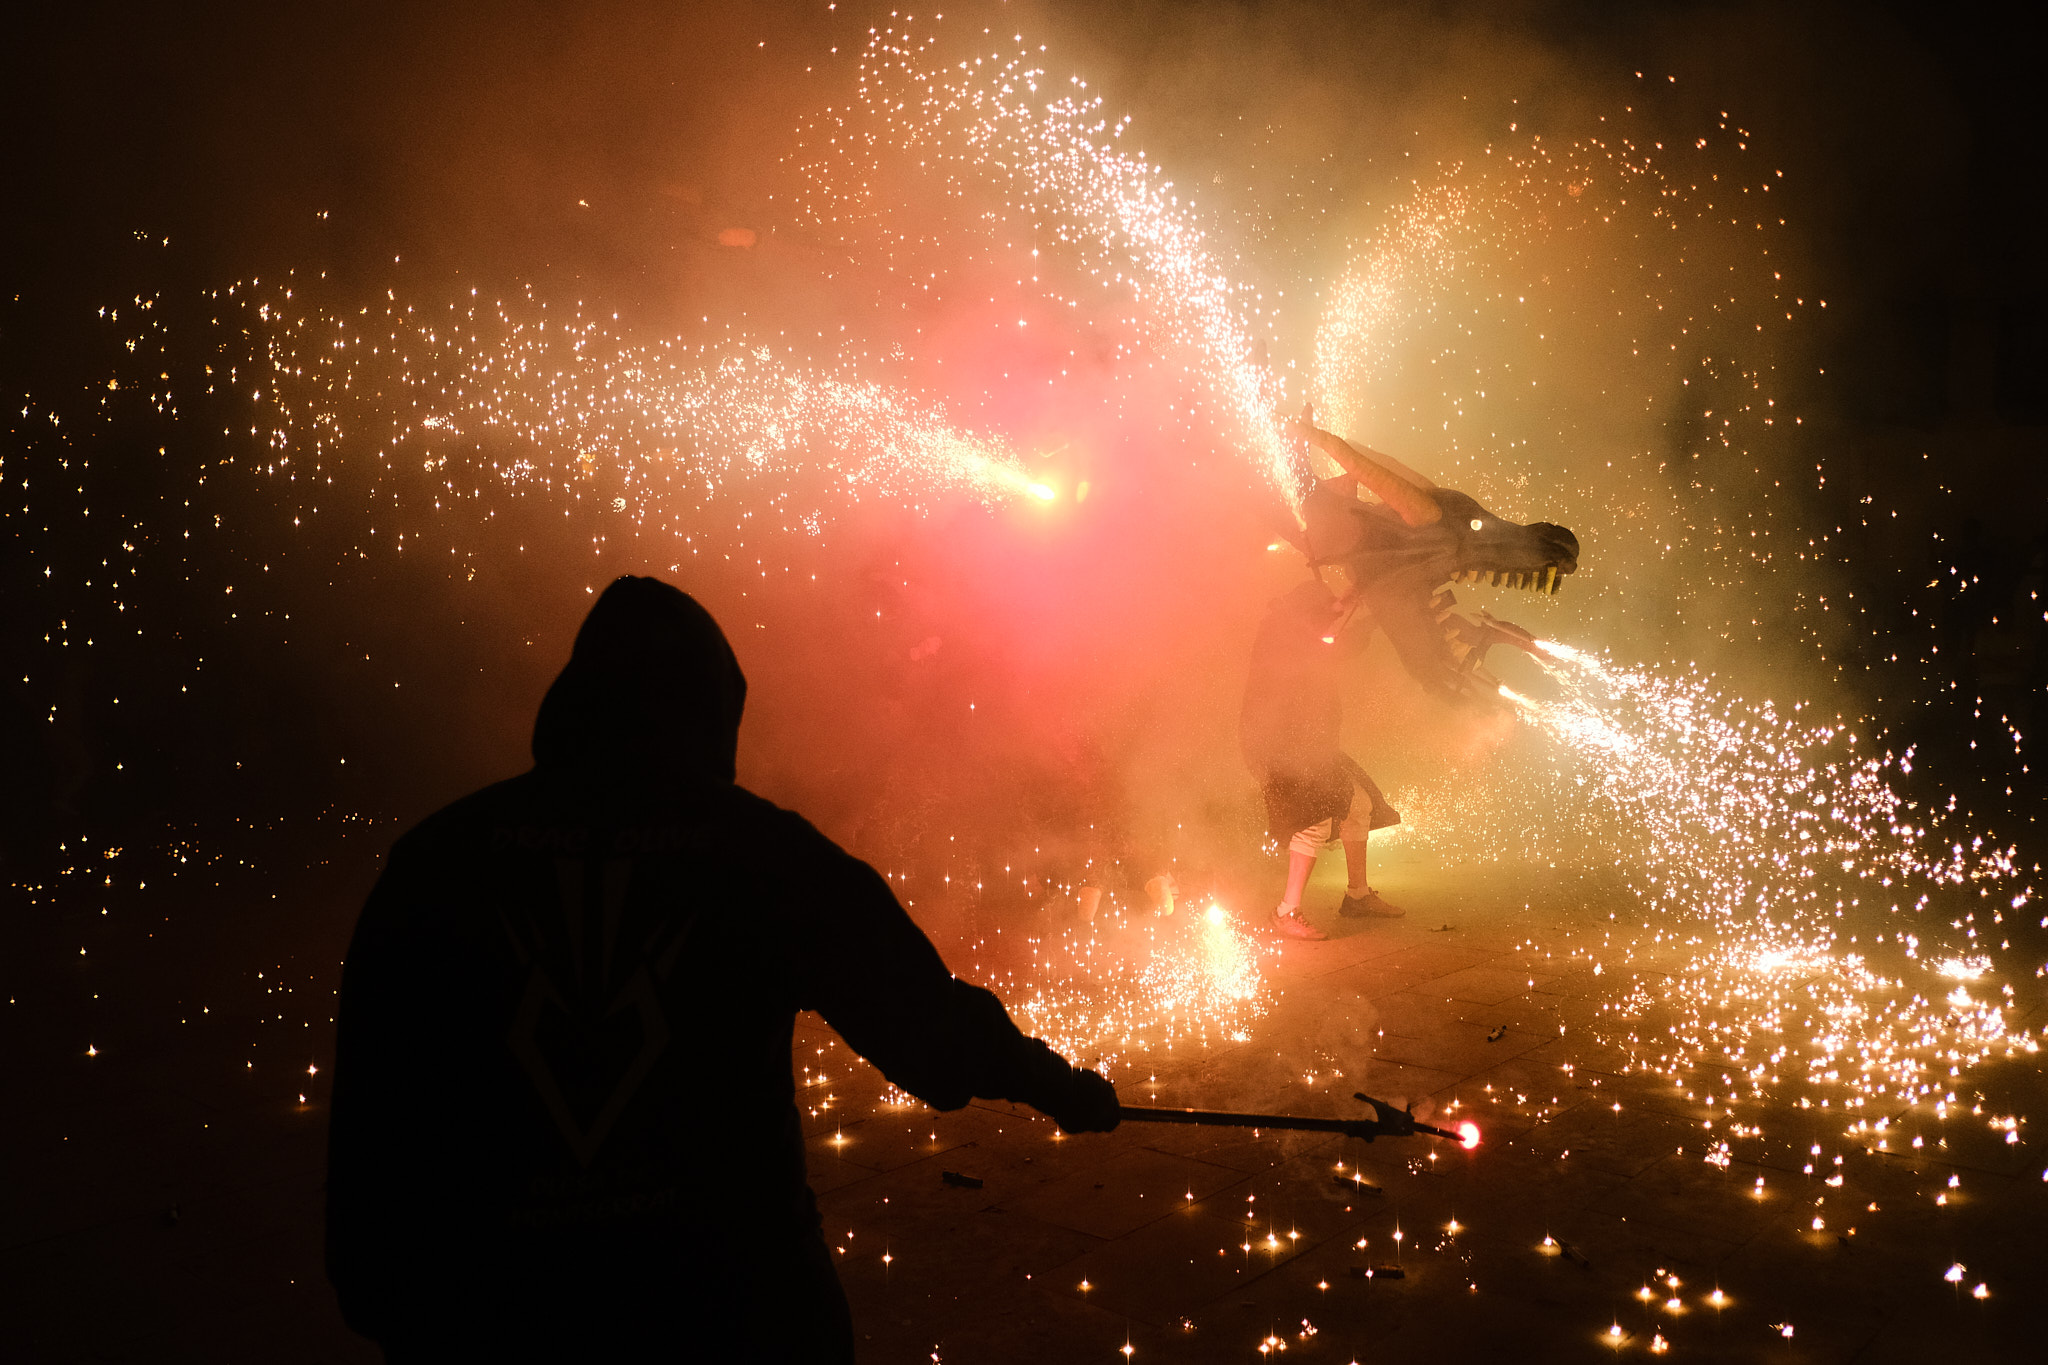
[1393,644,2036,1118]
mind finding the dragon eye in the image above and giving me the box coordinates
[1469,518,1484,531]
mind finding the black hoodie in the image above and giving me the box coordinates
[325,577,1086,1360]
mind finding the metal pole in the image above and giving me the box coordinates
[1118,1105,1360,1135]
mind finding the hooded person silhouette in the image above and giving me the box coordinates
[325,576,1118,1362]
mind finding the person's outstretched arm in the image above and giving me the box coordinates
[785,822,1118,1133]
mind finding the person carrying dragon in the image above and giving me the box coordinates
[1242,417,1580,940]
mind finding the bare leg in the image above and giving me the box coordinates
[1342,837,1370,897]
[1334,784,1400,917]
[1279,849,1316,910]
[1342,786,1374,896]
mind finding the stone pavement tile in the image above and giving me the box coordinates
[1241,983,1386,1084]
[1354,941,1504,986]
[1237,1245,1556,1359]
[1527,1205,1746,1294]
[1918,1115,2041,1180]
[999,1145,1246,1241]
[1430,1158,1631,1259]
[1508,1029,1630,1076]
[1840,1148,1957,1202]
[1191,1199,1713,1364]
[1186,1160,1363,1250]
[95,1283,377,1365]
[1269,921,1413,969]
[1704,1223,1923,1361]
[1514,1101,1702,1179]
[1592,1152,1785,1248]
[1121,1124,1337,1177]
[1366,995,1554,1075]
[903,1281,1146,1365]
[1044,1206,1307,1328]
[1476,987,1581,1036]
[800,1102,991,1175]
[942,1104,1150,1191]
[0,1162,345,1364]
[1345,1058,1468,1113]
[1429,964,1560,1006]
[1432,915,1548,956]
[0,1218,208,1362]
[804,1129,886,1195]
[1462,1047,1602,1108]
[825,1178,1103,1348]
[1,1087,244,1239]
[795,1077,890,1138]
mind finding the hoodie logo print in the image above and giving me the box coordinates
[504,857,683,1167]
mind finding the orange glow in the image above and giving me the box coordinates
[1458,1121,1482,1149]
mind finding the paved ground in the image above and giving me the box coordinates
[5,842,2044,1362]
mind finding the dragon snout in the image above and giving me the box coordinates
[1534,522,1579,576]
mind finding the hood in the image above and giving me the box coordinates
[531,576,747,782]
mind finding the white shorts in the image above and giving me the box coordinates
[1286,782,1376,858]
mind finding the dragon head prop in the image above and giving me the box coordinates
[1302,482,1580,701]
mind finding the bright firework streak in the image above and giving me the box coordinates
[188,282,1047,529]
[793,22,1293,495]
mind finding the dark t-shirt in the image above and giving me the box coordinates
[326,769,1071,1358]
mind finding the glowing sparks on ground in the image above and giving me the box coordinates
[970,901,1273,1076]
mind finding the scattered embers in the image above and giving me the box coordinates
[1348,1265,1405,1280]
[1332,1174,1383,1196]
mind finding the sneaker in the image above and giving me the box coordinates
[1338,889,1405,919]
[1273,906,1328,940]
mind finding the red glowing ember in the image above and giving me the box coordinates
[1458,1121,1482,1150]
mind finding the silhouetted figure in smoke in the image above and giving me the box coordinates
[1240,579,1404,941]
[326,576,1118,1362]
[1243,416,1576,939]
